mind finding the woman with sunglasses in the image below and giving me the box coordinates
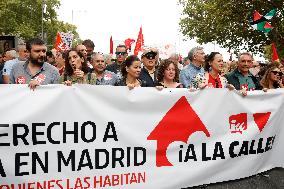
[156,59,183,88]
[60,50,96,85]
[116,55,148,89]
[260,64,283,90]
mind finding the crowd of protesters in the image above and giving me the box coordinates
[0,38,283,94]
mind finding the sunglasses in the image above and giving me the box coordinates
[115,52,126,56]
[144,52,157,60]
[271,71,283,76]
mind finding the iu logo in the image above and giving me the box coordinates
[147,96,210,167]
[16,76,26,84]
[229,112,271,134]
[104,73,112,81]
[34,74,46,84]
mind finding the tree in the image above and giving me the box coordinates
[179,0,284,59]
[0,0,80,47]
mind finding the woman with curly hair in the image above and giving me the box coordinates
[116,55,148,89]
[156,59,183,88]
[60,50,96,85]
[260,64,283,90]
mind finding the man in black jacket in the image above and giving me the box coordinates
[106,44,128,80]
[139,48,158,87]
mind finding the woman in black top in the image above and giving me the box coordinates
[156,59,183,88]
[116,55,148,89]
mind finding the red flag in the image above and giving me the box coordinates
[110,36,113,54]
[272,43,279,62]
[55,32,68,51]
[124,38,135,51]
[253,10,262,22]
[134,26,144,55]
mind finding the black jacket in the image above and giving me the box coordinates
[225,69,262,90]
[139,67,157,87]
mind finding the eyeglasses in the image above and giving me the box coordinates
[271,71,283,76]
[115,52,126,56]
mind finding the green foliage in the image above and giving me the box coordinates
[179,0,284,59]
[0,0,80,47]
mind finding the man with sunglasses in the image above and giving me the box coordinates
[139,48,159,87]
[225,52,262,91]
[91,53,119,85]
[106,44,128,79]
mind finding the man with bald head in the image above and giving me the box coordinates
[91,52,118,85]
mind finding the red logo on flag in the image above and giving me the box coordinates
[16,76,26,84]
[147,96,210,167]
[55,32,68,51]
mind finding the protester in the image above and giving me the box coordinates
[54,50,65,76]
[60,50,96,85]
[227,60,238,73]
[116,55,148,89]
[179,46,206,88]
[91,52,119,85]
[169,53,183,70]
[260,64,283,90]
[202,52,229,88]
[156,59,183,88]
[106,44,128,79]
[104,54,115,65]
[2,44,29,84]
[139,48,159,87]
[76,44,93,70]
[46,50,55,65]
[82,39,95,62]
[9,38,60,90]
[225,52,262,91]
[3,49,17,62]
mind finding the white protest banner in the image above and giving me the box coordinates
[0,85,283,189]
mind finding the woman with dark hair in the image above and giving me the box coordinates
[116,55,147,89]
[191,51,237,90]
[60,50,96,85]
[260,64,283,90]
[156,59,183,88]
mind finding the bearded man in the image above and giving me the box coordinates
[9,38,60,90]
